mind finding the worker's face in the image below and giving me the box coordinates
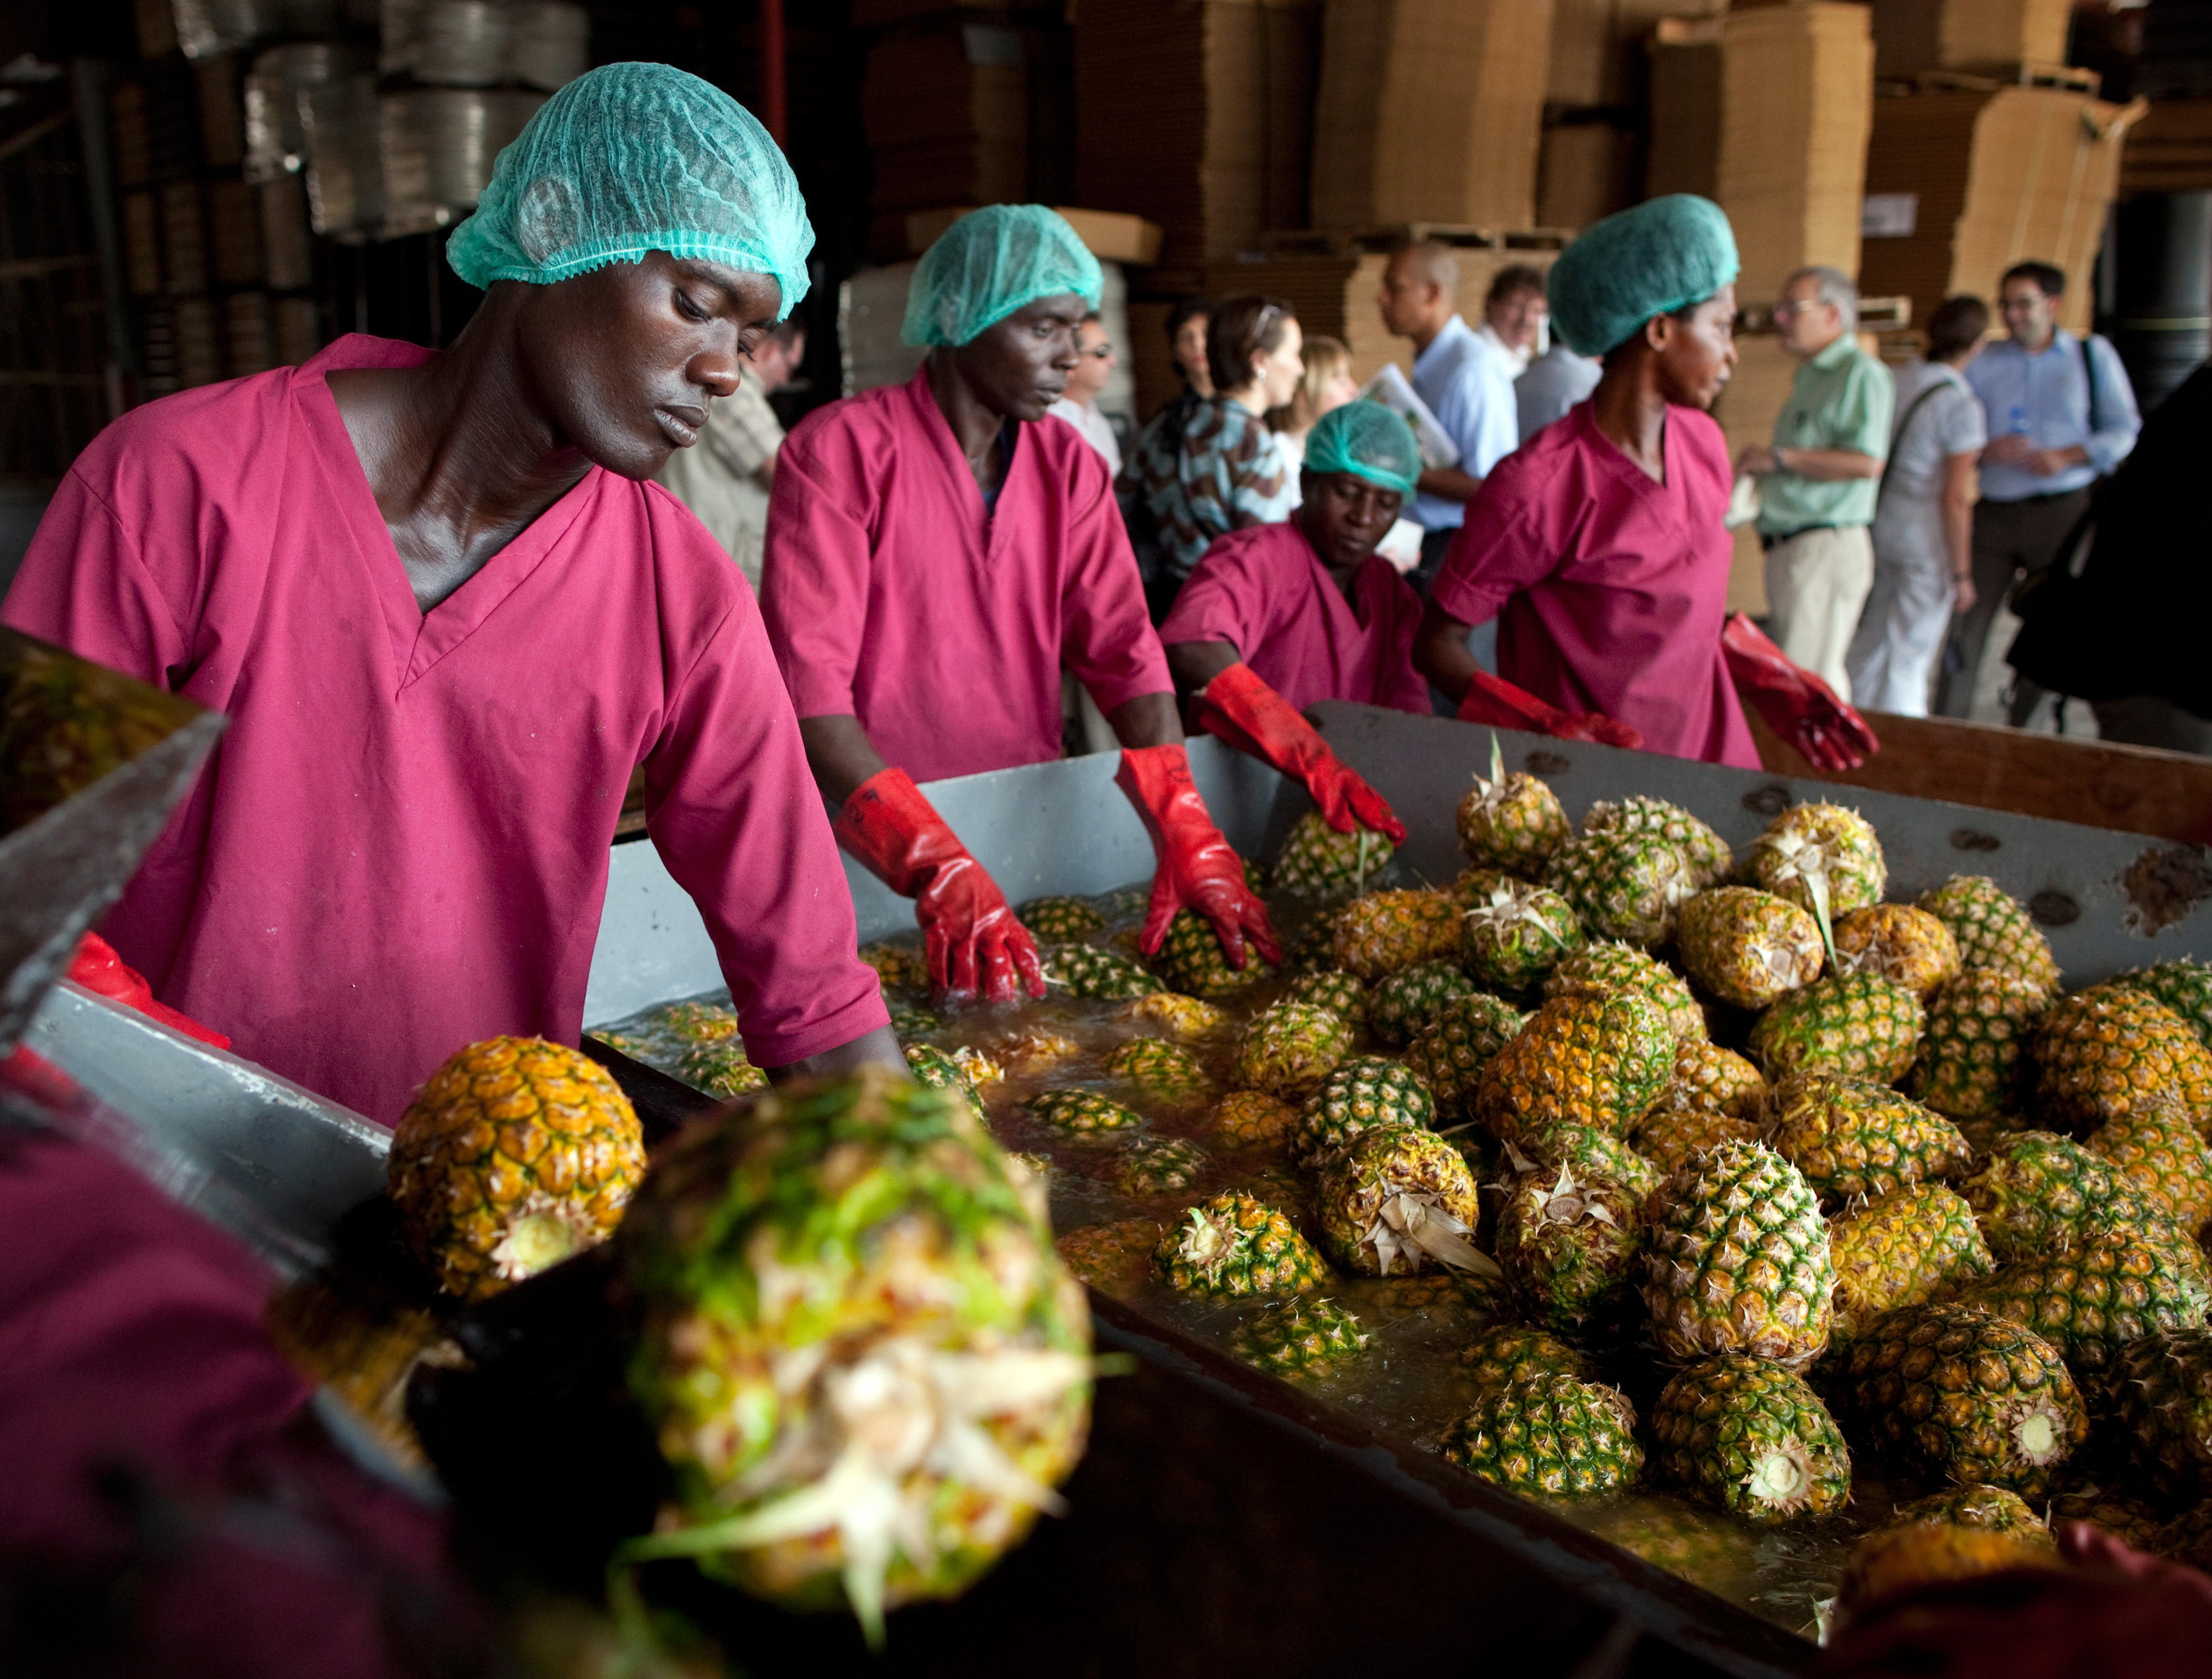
[1253,317,1305,411]
[749,328,806,394]
[1066,319,1115,404]
[951,292,1088,422]
[2000,280,2060,348]
[1378,253,1444,337]
[1489,285,1546,352]
[1774,277,1843,357]
[1173,313,1213,396]
[1652,285,1739,411]
[1298,470,1401,568]
[515,251,782,480]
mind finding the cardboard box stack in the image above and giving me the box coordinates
[2122,101,2212,196]
[862,21,1036,259]
[1309,0,1553,234]
[1647,24,1723,199]
[1869,0,2072,79]
[1708,333,1799,614]
[1859,88,2137,334]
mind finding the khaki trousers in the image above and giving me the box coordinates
[1762,525,1875,703]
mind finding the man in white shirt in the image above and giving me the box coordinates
[1046,310,1121,478]
[653,316,804,589]
[1475,264,1547,376]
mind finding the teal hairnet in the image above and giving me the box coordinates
[1302,400,1420,499]
[446,62,813,320]
[1547,195,1740,357]
[901,205,1103,348]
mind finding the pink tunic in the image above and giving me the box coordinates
[1159,521,1430,714]
[760,365,1169,783]
[3,334,887,1123]
[1432,400,1759,768]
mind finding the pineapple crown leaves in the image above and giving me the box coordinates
[1462,881,1575,949]
[1175,1204,1251,1278]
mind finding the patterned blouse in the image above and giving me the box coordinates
[1128,393,1295,580]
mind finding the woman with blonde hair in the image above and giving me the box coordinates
[1267,333,1358,467]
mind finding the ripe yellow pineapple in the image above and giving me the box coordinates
[1673,887,1823,1011]
[1827,1183,1994,1345]
[1762,1072,1972,1209]
[1833,904,1961,1000]
[1910,967,2050,1120]
[1331,889,1463,980]
[2032,986,2212,1132]
[1631,1042,1766,1173]
[1748,802,1886,928]
[2090,1096,2212,1235]
[1455,734,1571,875]
[1474,989,1676,1146]
[1233,1000,1356,1099]
[1917,875,2061,995]
[1543,941,1708,1045]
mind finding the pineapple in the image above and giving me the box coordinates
[1837,1513,2060,1626]
[2053,1486,2167,1550]
[1828,1184,1995,1345]
[1910,969,2050,1120]
[1650,1354,1851,1524]
[1582,796,1733,887]
[1959,1225,2212,1385]
[1332,889,1463,980]
[1455,734,1571,875]
[1288,967,1368,1027]
[1510,1120,1662,1201]
[264,1276,459,1473]
[1885,1483,2054,1539]
[1055,1218,1165,1296]
[1405,992,1526,1123]
[1283,908,1349,972]
[2032,986,2212,1133]
[1543,942,1708,1047]
[1631,1042,1766,1173]
[1149,909,1277,998]
[387,1037,647,1302]
[1838,1303,2088,1499]
[1106,1036,1215,1108]
[1447,865,1520,906]
[1121,991,1229,1041]
[1542,824,1699,950]
[1749,802,1886,929]
[1040,942,1164,1000]
[614,1070,1091,1643]
[858,943,931,993]
[904,1043,982,1108]
[1270,808,1395,902]
[2157,1503,2212,1572]
[1917,876,2062,996]
[1017,895,1107,941]
[1474,990,1676,1146]
[994,1028,1082,1073]
[1457,1324,1594,1390]
[1371,1266,1507,1321]
[1367,961,1477,1047]
[1208,1089,1300,1151]
[1494,1163,1642,1336]
[1026,1089,1146,1137]
[1458,877,1584,995]
[1764,1073,1973,1209]
[1233,1296,1369,1379]
[1315,1124,1488,1277]
[1834,904,1961,1001]
[677,1037,771,1099]
[2115,1327,2212,1503]
[1112,1136,1209,1198]
[1962,1131,2166,1260]
[2117,960,2212,1052]
[1295,1055,1438,1163]
[2090,1096,2212,1235]
[1674,887,1825,1010]
[1442,1372,1645,1497]
[1152,1191,1329,1299]
[1747,971,1924,1084]
[1232,1001,1355,1099]
[1642,1142,1833,1367]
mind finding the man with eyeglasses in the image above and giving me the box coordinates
[1046,309,1123,477]
[1735,265,1894,702]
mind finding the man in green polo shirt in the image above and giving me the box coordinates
[1735,266,1894,699]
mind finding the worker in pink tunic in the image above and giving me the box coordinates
[1158,401,1426,841]
[1412,196,1878,774]
[761,206,1275,1005]
[2,67,901,1123]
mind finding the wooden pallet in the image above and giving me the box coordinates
[1878,61,2101,97]
[1257,224,1574,259]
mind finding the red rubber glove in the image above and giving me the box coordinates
[67,932,231,1050]
[1720,612,1880,773]
[1454,668,1644,750]
[1114,742,1280,969]
[1196,662,1407,843]
[832,767,1044,1003]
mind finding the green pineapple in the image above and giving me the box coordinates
[1958,1225,2212,1385]
[1208,1090,1300,1151]
[858,943,931,995]
[1650,1354,1852,1524]
[1495,1164,1644,1336]
[1018,895,1107,940]
[1457,1324,1594,1390]
[1764,1072,1973,1209]
[1026,1089,1146,1137]
[1917,876,2062,996]
[1474,989,1676,1146]
[1270,808,1396,902]
[1150,908,1278,998]
[904,1043,981,1108]
[1233,1296,1369,1379]
[1332,888,1463,980]
[1643,1142,1833,1367]
[1121,991,1229,1040]
[1748,971,1924,1084]
[885,1002,940,1042]
[1040,942,1164,1000]
[2048,1484,2166,1550]
[614,1070,1091,1643]
[1112,1136,1208,1198]
[1367,961,1477,1047]
[1543,942,1708,1046]
[1828,1183,1995,1345]
[1283,908,1349,972]
[2117,960,2212,1051]
[1232,1001,1355,1099]
[1749,802,1886,933]
[1152,1191,1329,1299]
[1055,1217,1164,1297]
[1674,887,1824,1011]
[678,1038,771,1099]
[1295,1056,1438,1163]
[1883,1483,2053,1539]
[1405,993,1526,1123]
[1314,1124,1488,1277]
[1288,967,1368,1027]
[1910,968,2049,1120]
[2090,1096,2212,1235]
[2031,986,2212,1133]
[1458,876,1584,994]
[1510,1120,1662,1201]
[1456,735,1572,876]
[1106,1036,1215,1108]
[1582,795,1733,887]
[1961,1130,2166,1260]
[1834,904,1961,1000]
[1442,1372,1645,1497]
[2115,1327,2212,1502]
[1542,824,1699,949]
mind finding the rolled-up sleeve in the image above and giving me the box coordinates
[1431,473,1555,629]
[1060,448,1171,713]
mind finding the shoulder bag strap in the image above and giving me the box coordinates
[1876,379,1947,501]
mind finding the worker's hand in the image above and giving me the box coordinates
[1720,613,1880,773]
[1456,668,1643,751]
[1114,743,1280,971]
[832,768,1045,1004]
[67,932,231,1050]
[1735,443,1780,477]
[1952,572,1978,614]
[1196,663,1407,842]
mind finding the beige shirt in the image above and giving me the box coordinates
[654,367,785,589]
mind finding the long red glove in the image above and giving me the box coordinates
[67,932,232,1050]
[1115,742,1280,969]
[1720,613,1879,773]
[1455,668,1644,751]
[832,767,1045,1003]
[1196,662,1407,843]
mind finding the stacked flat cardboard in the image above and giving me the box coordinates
[1709,333,1800,614]
[1310,0,1553,233]
[1716,3,1875,302]
[1869,0,2072,78]
[1547,0,1728,108]
[1647,30,1721,198]
[1538,119,1641,231]
[863,22,1030,235]
[906,206,1164,265]
[2122,100,2212,195]
[1076,0,1319,276]
[1859,88,2135,334]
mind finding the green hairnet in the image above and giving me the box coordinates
[901,205,1103,348]
[446,62,813,320]
[1302,400,1420,499]
[1547,195,1740,357]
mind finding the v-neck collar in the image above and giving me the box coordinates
[1580,399,1680,494]
[295,336,598,694]
[902,365,1025,552]
[1295,527,1376,636]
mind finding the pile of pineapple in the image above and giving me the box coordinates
[884,749,2212,1635]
